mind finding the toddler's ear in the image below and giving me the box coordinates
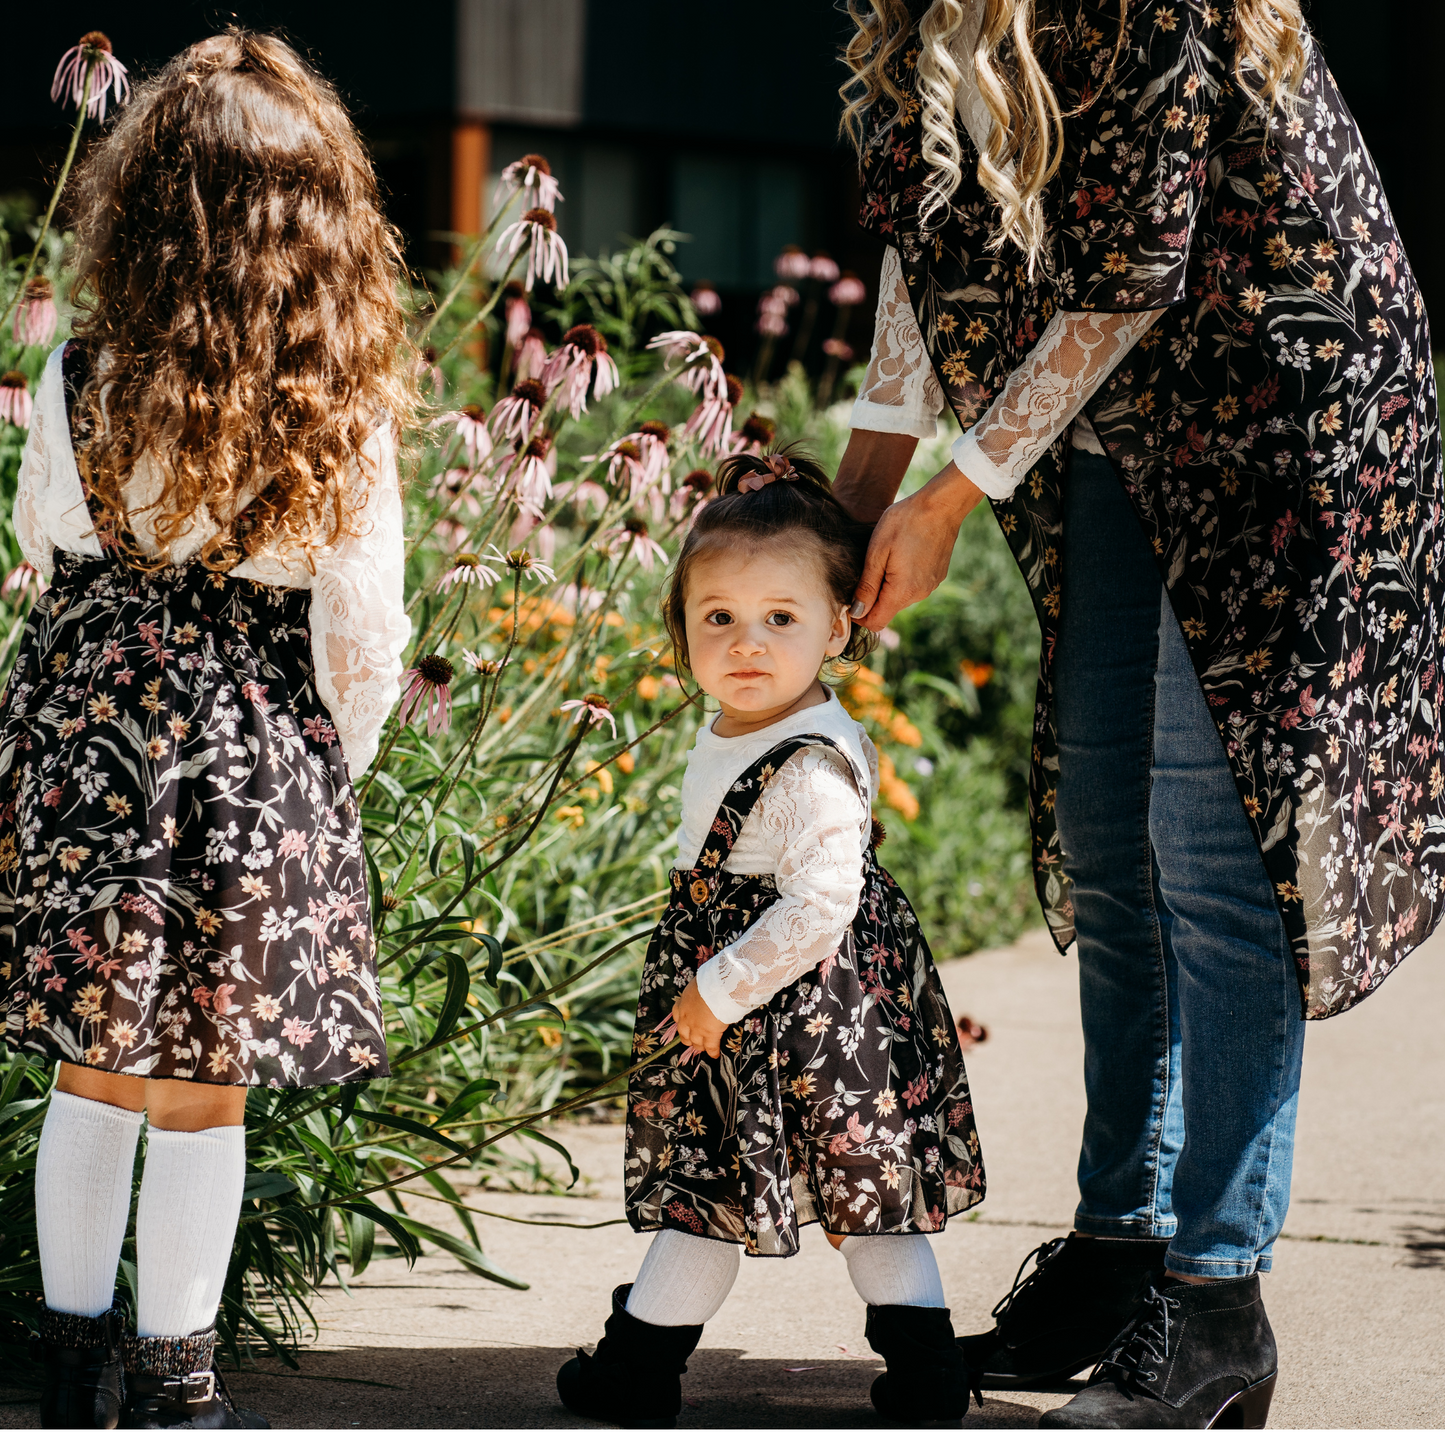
[824,602,852,658]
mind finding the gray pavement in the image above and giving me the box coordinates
[2,927,1440,1428]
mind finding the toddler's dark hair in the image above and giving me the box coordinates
[662,445,875,672]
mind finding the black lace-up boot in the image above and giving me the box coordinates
[865,1304,981,1427]
[122,1324,269,1429]
[36,1300,129,1428]
[959,1234,1168,1387]
[1038,1273,1278,1429]
[556,1283,705,1428]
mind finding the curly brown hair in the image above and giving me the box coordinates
[662,447,876,673]
[67,30,418,571]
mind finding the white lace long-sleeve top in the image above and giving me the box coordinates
[15,343,411,774]
[848,0,1163,500]
[676,690,878,1028]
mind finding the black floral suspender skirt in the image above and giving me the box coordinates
[0,343,388,1088]
[625,734,983,1257]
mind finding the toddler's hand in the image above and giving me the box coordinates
[672,978,725,1060]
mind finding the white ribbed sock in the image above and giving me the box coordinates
[625,1230,741,1327]
[135,1124,246,1338]
[839,1234,947,1308]
[35,1092,144,1317]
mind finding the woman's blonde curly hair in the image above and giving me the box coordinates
[840,0,1307,269]
[67,30,418,572]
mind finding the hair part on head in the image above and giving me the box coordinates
[662,443,876,675]
[66,27,419,573]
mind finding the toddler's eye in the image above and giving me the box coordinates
[767,611,794,627]
[705,609,734,626]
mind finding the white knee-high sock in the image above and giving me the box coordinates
[135,1124,246,1338]
[625,1231,740,1327]
[35,1092,144,1317]
[840,1234,946,1308]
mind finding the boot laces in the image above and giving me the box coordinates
[1092,1286,1172,1389]
[990,1236,1068,1323]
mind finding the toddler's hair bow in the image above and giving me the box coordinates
[737,453,799,492]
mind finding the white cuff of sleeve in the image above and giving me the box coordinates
[346,735,378,778]
[695,956,751,1028]
[848,398,939,441]
[951,429,1018,501]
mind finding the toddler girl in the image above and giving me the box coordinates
[557,451,984,1427]
[2,33,412,1427]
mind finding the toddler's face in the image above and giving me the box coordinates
[683,542,850,720]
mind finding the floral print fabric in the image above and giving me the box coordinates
[625,735,983,1257]
[0,354,388,1087]
[856,0,1443,1018]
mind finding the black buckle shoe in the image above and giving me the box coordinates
[36,1300,129,1428]
[556,1282,705,1428]
[959,1234,1168,1387]
[122,1324,268,1430]
[864,1303,983,1427]
[1038,1274,1278,1429]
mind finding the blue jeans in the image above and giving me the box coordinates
[1052,450,1307,1277]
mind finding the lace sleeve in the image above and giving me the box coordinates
[310,424,411,777]
[849,247,946,440]
[13,347,67,577]
[951,307,1163,500]
[695,748,867,1027]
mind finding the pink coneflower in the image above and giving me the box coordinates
[503,281,530,348]
[648,330,727,399]
[453,404,493,464]
[490,378,549,443]
[509,508,556,560]
[1,561,45,599]
[417,345,445,394]
[671,468,715,521]
[599,438,645,496]
[504,547,557,584]
[681,374,743,456]
[515,327,548,382]
[729,412,777,456]
[497,207,569,291]
[774,245,811,280]
[559,478,609,515]
[810,253,841,283]
[495,153,563,212]
[829,272,867,307]
[541,324,619,419]
[555,582,606,614]
[604,517,669,573]
[13,278,58,348]
[561,693,618,738]
[436,550,503,593]
[507,435,556,512]
[690,282,722,316]
[756,310,788,339]
[51,32,129,120]
[398,654,454,735]
[0,373,32,429]
[462,650,507,677]
[822,338,855,361]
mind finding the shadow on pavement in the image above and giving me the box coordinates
[0,1347,1045,1430]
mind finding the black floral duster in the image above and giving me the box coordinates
[857,0,1443,1018]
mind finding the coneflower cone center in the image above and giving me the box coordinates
[523,208,556,230]
[415,654,454,686]
[513,379,547,405]
[80,30,113,52]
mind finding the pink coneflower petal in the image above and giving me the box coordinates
[453,404,493,464]
[490,378,549,443]
[0,373,33,429]
[554,583,606,614]
[510,509,556,560]
[498,208,569,291]
[561,479,609,515]
[774,245,811,280]
[515,328,548,382]
[541,325,613,419]
[397,655,455,735]
[505,548,557,584]
[13,278,58,349]
[436,551,503,593]
[50,33,130,121]
[495,153,564,212]
[690,283,722,316]
[1,562,46,599]
[809,253,840,283]
[503,283,531,348]
[822,338,855,361]
[829,273,867,307]
[560,694,618,738]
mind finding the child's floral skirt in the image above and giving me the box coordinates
[0,548,389,1089]
[625,734,984,1257]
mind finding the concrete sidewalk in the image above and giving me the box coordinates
[4,928,1440,1428]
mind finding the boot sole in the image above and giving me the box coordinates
[1207,1372,1277,1429]
[975,1355,1100,1390]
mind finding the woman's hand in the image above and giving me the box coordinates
[850,460,985,632]
[672,978,726,1059]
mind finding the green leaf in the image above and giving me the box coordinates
[350,1108,458,1154]
[345,1210,376,1275]
[514,1127,579,1189]
[425,953,473,1048]
[476,932,504,985]
[431,1078,501,1129]
[340,1198,419,1267]
[243,1172,299,1201]
[401,1218,529,1290]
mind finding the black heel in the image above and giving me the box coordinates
[1213,1372,1277,1429]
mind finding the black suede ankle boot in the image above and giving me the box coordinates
[556,1283,705,1428]
[864,1303,980,1427]
[36,1300,128,1428]
[959,1234,1168,1386]
[1038,1273,1278,1429]
[122,1324,268,1429]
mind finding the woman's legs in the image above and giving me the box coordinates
[1149,592,1307,1277]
